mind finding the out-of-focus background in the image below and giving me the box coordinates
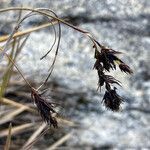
[0,0,150,149]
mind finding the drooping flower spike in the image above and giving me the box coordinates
[93,41,133,111]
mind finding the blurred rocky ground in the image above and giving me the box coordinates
[0,0,150,149]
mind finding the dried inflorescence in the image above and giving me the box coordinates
[31,89,58,128]
[102,87,124,111]
[93,41,133,111]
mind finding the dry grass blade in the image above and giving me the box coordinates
[0,21,58,43]
[23,127,50,150]
[0,38,17,99]
[4,123,12,150]
[2,98,76,126]
[0,107,26,125]
[0,123,35,137]
[0,34,29,100]
[2,98,36,113]
[22,122,47,149]
[0,109,11,117]
[14,34,30,58]
[57,117,77,127]
[46,132,72,150]
[0,65,12,98]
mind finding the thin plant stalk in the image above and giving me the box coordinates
[0,47,33,89]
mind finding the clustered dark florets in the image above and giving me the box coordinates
[31,89,58,128]
[93,40,133,111]
[102,87,124,111]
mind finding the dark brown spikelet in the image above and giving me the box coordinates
[94,46,123,72]
[31,89,58,128]
[102,88,124,111]
[119,63,133,74]
[97,70,121,91]
[93,41,133,111]
[99,72,121,86]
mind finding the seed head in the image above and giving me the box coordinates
[102,88,123,111]
[31,89,58,128]
[119,63,133,74]
[93,41,133,111]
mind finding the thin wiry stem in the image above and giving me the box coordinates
[0,7,97,91]
[38,8,59,60]
[0,8,61,91]
[40,20,57,60]
[5,55,33,89]
[36,8,61,91]
[23,126,50,150]
[0,24,19,61]
[0,7,96,45]
[0,47,33,89]
[0,10,35,61]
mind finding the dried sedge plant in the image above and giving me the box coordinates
[0,7,133,128]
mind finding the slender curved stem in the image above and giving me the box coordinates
[0,7,99,91]
[0,7,95,44]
